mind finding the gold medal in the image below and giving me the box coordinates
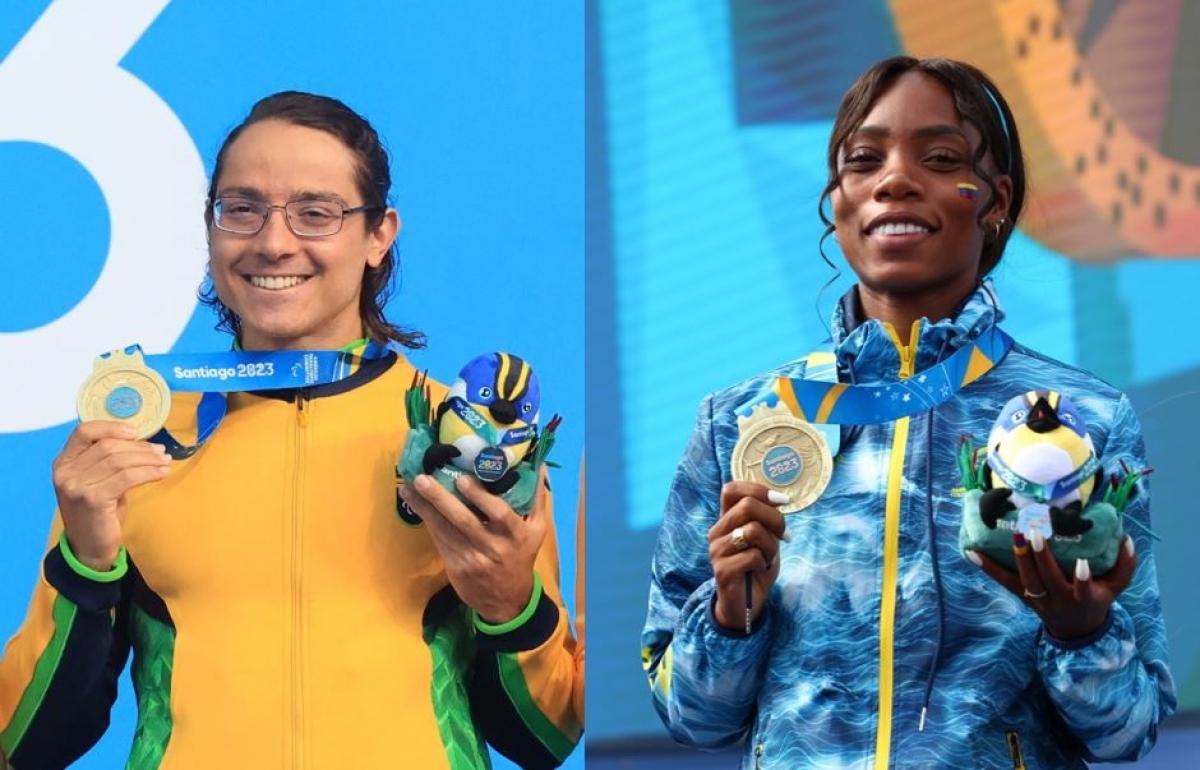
[77,348,171,439]
[731,401,832,514]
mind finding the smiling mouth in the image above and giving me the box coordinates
[866,221,934,237]
[245,275,311,291]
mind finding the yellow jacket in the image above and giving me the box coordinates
[0,352,581,769]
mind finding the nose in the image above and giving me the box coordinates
[872,154,922,201]
[255,207,300,260]
[489,399,517,425]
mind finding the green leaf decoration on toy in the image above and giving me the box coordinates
[405,369,433,429]
[957,435,988,492]
[1101,462,1160,541]
[529,413,562,470]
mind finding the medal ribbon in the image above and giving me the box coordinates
[116,339,394,458]
[139,339,393,392]
[739,327,1014,425]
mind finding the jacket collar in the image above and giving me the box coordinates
[830,279,1005,383]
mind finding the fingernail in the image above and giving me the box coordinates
[767,491,791,505]
[965,550,983,567]
[781,528,793,543]
[1125,536,1135,558]
[414,475,432,492]
[1075,557,1091,582]
[153,443,168,453]
[1029,530,1044,553]
[1012,533,1026,548]
[455,474,474,491]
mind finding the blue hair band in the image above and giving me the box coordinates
[982,85,1012,174]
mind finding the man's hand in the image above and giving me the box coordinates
[399,469,548,624]
[53,421,172,571]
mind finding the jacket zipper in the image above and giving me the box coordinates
[1006,731,1026,770]
[291,390,309,768]
[873,320,920,770]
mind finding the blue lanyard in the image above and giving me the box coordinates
[121,340,393,458]
[146,340,392,391]
[739,327,1014,426]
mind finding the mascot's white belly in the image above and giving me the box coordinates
[1003,443,1082,509]
[450,433,520,472]
[450,433,489,472]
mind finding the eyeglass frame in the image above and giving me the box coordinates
[208,195,385,238]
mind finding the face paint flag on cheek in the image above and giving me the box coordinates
[957,182,979,200]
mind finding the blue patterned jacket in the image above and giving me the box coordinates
[642,282,1176,769]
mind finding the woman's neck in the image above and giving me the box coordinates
[856,282,976,346]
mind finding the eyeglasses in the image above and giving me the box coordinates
[210,196,382,237]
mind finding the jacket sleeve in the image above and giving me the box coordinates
[0,515,132,770]
[469,479,583,769]
[1037,394,1178,761]
[641,396,775,749]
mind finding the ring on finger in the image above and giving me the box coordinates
[1023,588,1047,600]
[731,526,749,551]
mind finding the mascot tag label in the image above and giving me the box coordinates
[1016,503,1053,541]
[474,446,509,483]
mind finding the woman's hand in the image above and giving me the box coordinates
[399,470,547,624]
[970,532,1137,640]
[52,421,172,571]
[708,481,789,632]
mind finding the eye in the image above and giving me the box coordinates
[295,201,338,223]
[1010,409,1026,424]
[1062,412,1076,425]
[521,402,532,414]
[842,149,880,168]
[477,386,492,399]
[220,198,259,217]
[924,151,963,168]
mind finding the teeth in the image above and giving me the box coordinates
[871,221,930,236]
[248,275,308,290]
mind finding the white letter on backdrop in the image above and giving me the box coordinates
[0,0,205,432]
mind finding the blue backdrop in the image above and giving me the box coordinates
[587,0,1200,751]
[0,2,583,768]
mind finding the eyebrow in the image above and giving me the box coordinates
[850,124,969,141]
[215,186,347,203]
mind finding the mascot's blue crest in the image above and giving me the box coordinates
[457,353,541,421]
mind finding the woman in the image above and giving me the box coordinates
[642,57,1175,768]
[0,93,581,770]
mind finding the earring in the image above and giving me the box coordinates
[992,218,1006,240]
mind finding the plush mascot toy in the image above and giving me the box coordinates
[982,390,1100,537]
[958,390,1150,576]
[397,353,560,518]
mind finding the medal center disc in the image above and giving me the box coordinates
[762,444,803,486]
[105,386,144,419]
